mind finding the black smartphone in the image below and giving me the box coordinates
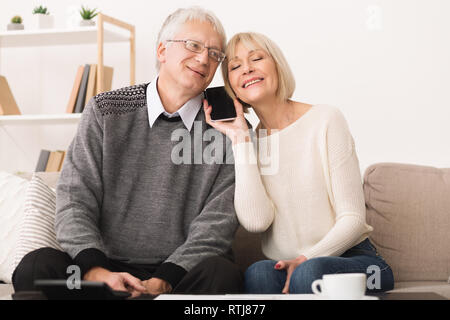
[205,86,237,122]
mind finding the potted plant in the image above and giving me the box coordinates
[32,5,54,29]
[79,6,99,26]
[7,16,24,31]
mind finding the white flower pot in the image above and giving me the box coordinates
[32,14,54,29]
[79,19,95,27]
[7,23,24,31]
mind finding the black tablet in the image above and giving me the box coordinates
[34,279,131,300]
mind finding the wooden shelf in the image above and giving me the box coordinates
[0,27,129,47]
[0,114,82,125]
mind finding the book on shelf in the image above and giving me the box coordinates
[35,150,51,172]
[0,75,21,116]
[66,64,114,114]
[35,150,66,172]
[84,64,97,106]
[45,150,66,172]
[96,65,114,95]
[58,151,66,171]
[84,64,114,104]
[74,64,91,113]
[66,66,85,113]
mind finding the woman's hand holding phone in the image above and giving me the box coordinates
[203,98,251,146]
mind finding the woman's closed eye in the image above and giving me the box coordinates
[230,58,262,71]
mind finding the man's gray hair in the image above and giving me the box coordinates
[156,6,226,71]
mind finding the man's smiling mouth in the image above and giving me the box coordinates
[187,66,206,77]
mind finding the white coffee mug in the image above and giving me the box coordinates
[311,273,367,300]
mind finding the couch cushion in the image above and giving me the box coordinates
[364,163,450,282]
[15,171,60,189]
[392,281,450,299]
[0,172,29,283]
[0,284,14,299]
[13,174,63,272]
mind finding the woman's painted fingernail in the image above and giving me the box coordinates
[275,264,280,269]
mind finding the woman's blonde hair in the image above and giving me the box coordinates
[221,32,295,110]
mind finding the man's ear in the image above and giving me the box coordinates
[156,42,167,64]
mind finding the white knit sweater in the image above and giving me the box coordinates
[233,104,373,261]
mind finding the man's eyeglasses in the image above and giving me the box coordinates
[166,39,226,63]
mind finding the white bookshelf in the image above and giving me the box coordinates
[0,14,136,92]
[0,14,135,172]
[0,27,129,48]
[0,15,135,124]
[0,114,82,125]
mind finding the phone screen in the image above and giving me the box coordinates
[205,86,237,122]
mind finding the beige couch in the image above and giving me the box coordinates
[363,163,449,298]
[1,163,449,299]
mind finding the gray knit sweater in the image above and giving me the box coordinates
[55,83,238,287]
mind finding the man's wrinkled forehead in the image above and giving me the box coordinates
[174,19,224,50]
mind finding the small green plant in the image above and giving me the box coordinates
[32,5,49,15]
[11,15,23,24]
[79,6,98,20]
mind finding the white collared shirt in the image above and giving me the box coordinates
[147,75,203,132]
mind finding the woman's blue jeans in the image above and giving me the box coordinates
[244,238,394,294]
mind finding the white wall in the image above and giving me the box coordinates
[1,0,449,173]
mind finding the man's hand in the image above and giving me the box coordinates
[275,255,308,294]
[83,267,147,298]
[142,278,172,295]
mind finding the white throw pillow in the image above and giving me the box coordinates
[0,172,29,283]
[12,174,63,278]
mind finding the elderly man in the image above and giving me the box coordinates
[12,7,243,298]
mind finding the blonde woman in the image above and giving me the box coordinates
[203,32,394,294]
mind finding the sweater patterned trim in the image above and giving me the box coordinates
[94,83,148,116]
